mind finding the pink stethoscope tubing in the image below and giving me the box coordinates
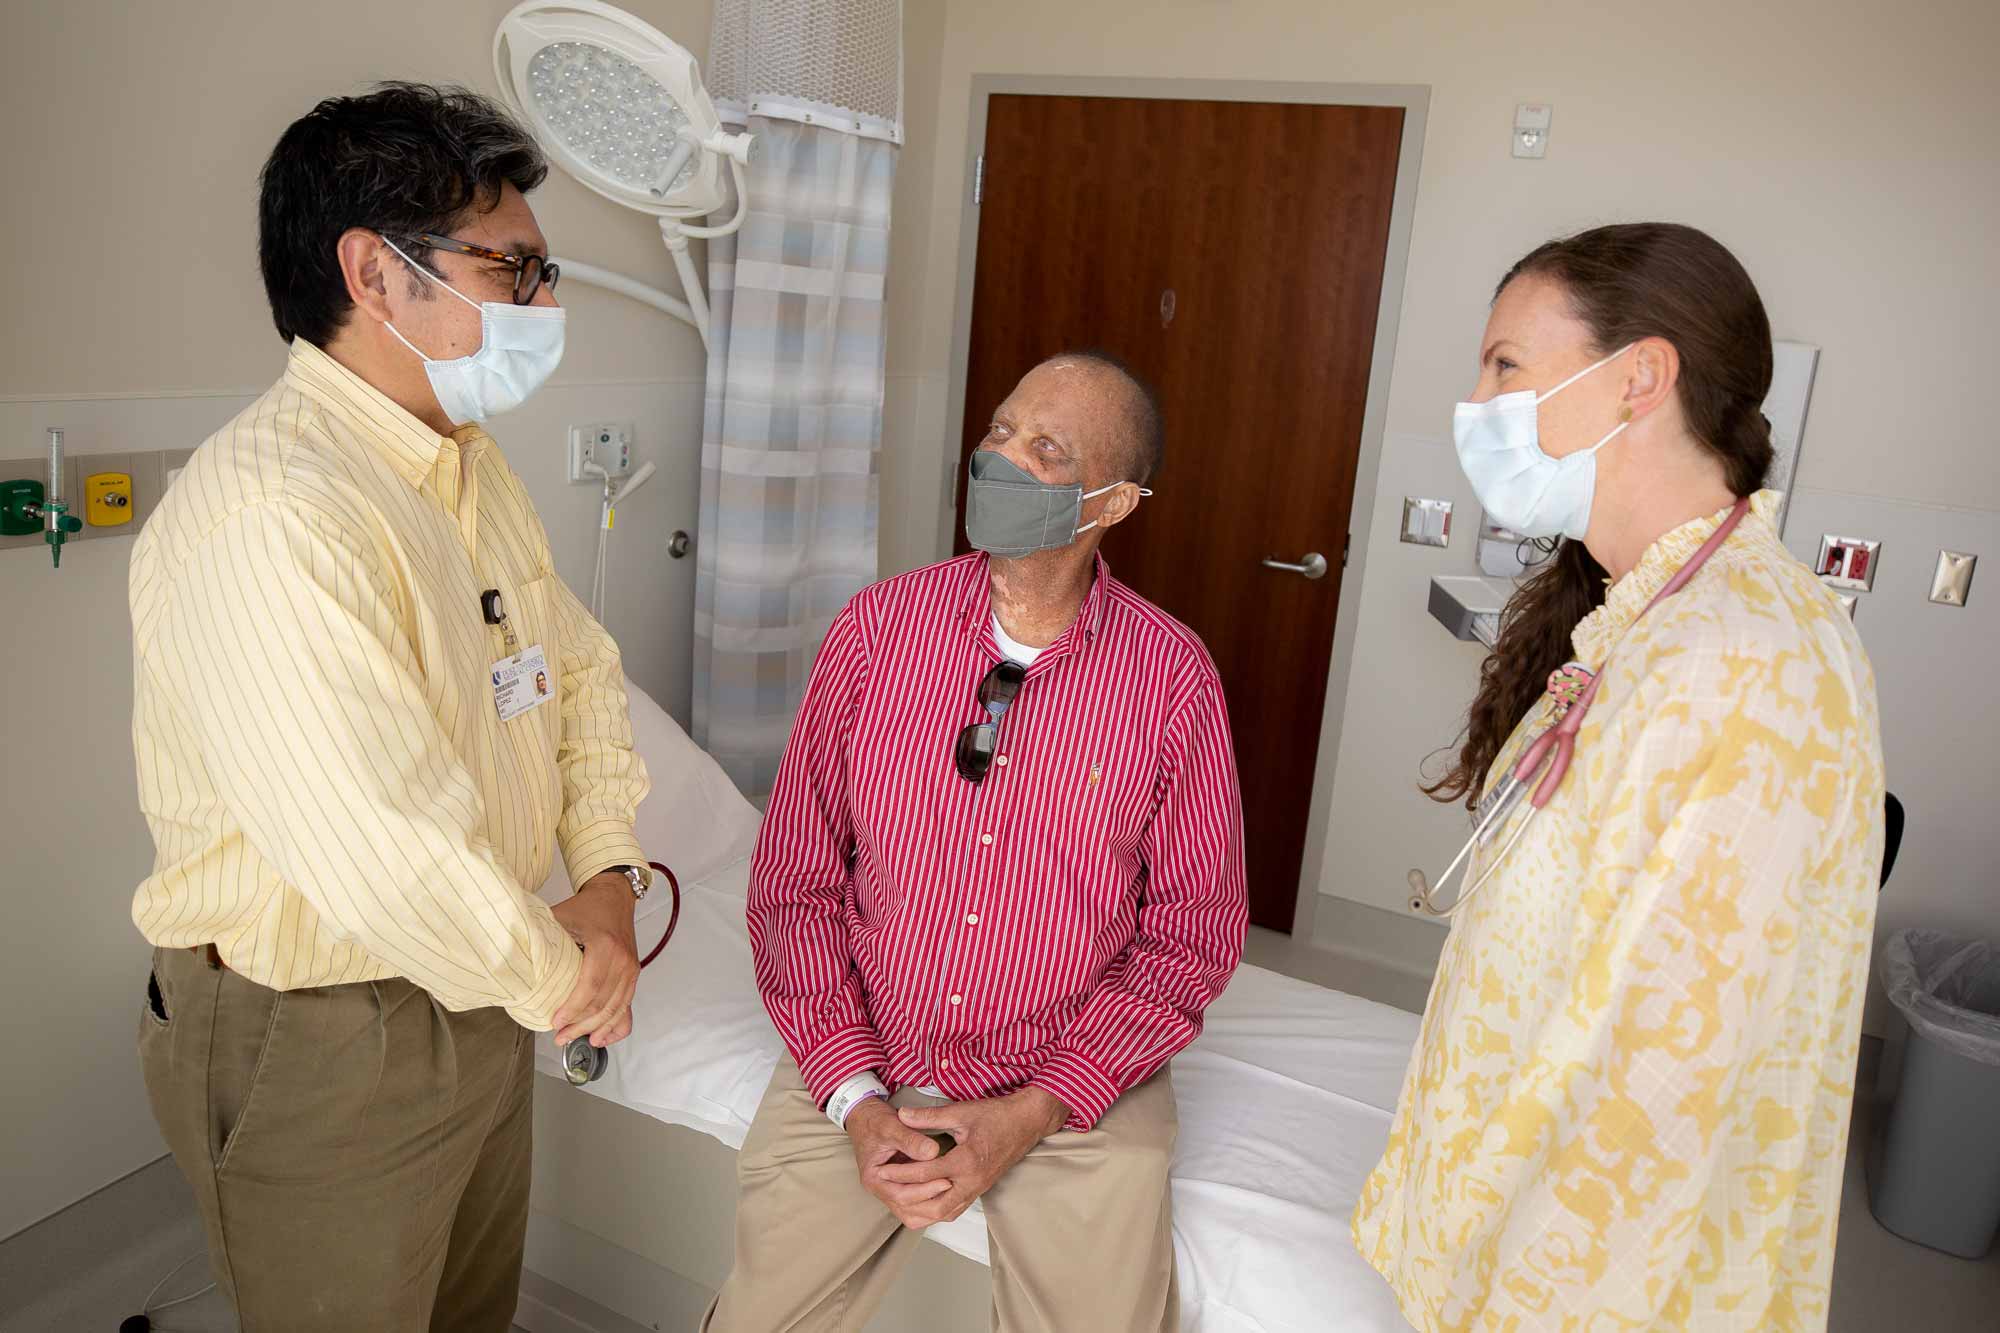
[1408,498,1751,918]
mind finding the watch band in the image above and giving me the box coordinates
[610,864,651,900]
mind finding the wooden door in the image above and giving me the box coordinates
[956,94,1403,931]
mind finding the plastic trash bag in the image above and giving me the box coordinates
[1881,929,2000,1066]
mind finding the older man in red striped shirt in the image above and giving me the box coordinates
[705,353,1247,1332]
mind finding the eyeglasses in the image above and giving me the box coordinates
[954,660,1027,782]
[399,232,560,305]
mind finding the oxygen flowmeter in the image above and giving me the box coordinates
[0,429,84,567]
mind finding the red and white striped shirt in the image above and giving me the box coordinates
[748,553,1248,1131]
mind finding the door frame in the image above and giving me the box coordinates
[940,75,1430,939]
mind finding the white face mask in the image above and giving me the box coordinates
[381,237,565,424]
[1452,343,1635,541]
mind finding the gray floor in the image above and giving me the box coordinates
[5,932,1996,1332]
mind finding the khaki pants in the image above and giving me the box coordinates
[138,944,534,1332]
[705,1059,1179,1333]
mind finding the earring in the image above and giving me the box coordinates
[1618,405,1634,423]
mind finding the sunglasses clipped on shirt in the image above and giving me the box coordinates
[397,232,560,306]
[955,660,1027,782]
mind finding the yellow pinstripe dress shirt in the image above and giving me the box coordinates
[129,338,650,1030]
[1354,492,1884,1331]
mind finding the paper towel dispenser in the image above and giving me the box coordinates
[1428,575,1515,649]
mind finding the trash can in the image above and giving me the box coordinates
[1869,929,2000,1258]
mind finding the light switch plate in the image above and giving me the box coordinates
[1401,497,1453,548]
[1816,535,1881,592]
[1930,550,1976,607]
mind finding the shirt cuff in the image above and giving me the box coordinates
[503,913,585,1032]
[562,818,646,892]
[796,1025,893,1108]
[1029,1049,1124,1132]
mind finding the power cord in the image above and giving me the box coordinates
[118,1249,216,1332]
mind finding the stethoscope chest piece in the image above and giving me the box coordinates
[562,1036,608,1086]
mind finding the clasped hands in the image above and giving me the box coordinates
[847,1085,1069,1228]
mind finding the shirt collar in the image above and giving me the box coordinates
[956,552,1113,664]
[283,338,456,490]
[1571,489,1781,664]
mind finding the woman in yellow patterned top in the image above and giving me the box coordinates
[1354,223,1883,1331]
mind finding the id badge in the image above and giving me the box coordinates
[491,645,553,722]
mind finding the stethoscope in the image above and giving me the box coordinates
[560,859,681,1085]
[1408,498,1750,919]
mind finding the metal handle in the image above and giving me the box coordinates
[669,530,691,559]
[1261,552,1328,580]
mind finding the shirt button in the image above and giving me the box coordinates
[995,754,1010,767]
[949,993,963,1005]
[966,913,979,925]
[979,832,993,846]
[941,1059,952,1070]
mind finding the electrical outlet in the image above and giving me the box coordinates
[568,422,635,483]
[1816,535,1880,593]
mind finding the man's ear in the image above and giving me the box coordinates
[338,228,398,326]
[1092,481,1149,531]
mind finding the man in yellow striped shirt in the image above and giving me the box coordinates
[129,84,652,1331]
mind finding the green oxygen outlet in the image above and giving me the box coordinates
[0,479,44,536]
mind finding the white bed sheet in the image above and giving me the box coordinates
[537,683,1419,1332]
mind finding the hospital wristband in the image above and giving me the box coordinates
[826,1072,890,1128]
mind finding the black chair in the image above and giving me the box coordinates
[1882,792,1904,889]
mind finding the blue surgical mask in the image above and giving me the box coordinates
[382,238,565,425]
[1452,344,1634,541]
[963,451,1151,557]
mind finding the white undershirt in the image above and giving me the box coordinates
[992,614,1045,666]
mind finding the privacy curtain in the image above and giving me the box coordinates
[694,0,902,798]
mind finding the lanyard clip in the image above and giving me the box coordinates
[480,589,507,625]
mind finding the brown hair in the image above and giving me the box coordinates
[1423,222,1776,809]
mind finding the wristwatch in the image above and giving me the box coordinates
[609,864,652,901]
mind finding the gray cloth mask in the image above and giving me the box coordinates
[963,451,1151,557]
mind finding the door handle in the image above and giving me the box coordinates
[1261,552,1328,581]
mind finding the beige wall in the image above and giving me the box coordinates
[885,0,1999,1010]
[1,0,723,398]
